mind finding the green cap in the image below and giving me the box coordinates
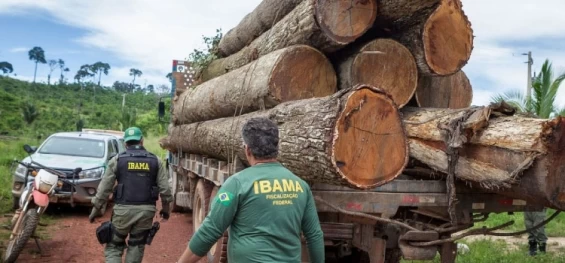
[124,127,143,142]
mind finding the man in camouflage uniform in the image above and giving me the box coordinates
[89,127,172,263]
[525,209,547,256]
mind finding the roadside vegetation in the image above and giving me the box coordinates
[402,239,565,263]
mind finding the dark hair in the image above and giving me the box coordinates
[126,139,141,146]
[241,117,279,160]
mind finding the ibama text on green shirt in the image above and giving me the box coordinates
[253,179,304,206]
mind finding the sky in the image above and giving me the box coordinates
[0,0,564,109]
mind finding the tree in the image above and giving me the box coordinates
[76,119,85,131]
[28,47,47,83]
[91,62,111,87]
[0,61,13,74]
[22,101,39,125]
[157,84,170,95]
[492,59,565,119]
[74,64,95,84]
[47,59,58,85]
[112,81,135,93]
[166,72,173,82]
[120,108,137,130]
[129,68,142,85]
[58,59,69,84]
[558,107,565,117]
[187,28,223,71]
[147,84,155,93]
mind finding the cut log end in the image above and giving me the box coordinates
[415,70,473,109]
[423,0,473,75]
[332,86,408,188]
[316,0,378,44]
[269,46,337,102]
[350,39,418,107]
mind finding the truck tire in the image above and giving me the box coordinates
[208,185,228,263]
[385,248,402,263]
[192,179,213,235]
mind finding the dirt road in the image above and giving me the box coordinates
[8,203,194,263]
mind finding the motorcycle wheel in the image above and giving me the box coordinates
[3,209,39,263]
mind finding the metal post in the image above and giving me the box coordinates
[122,93,126,111]
[523,51,533,101]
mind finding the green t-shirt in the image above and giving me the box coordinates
[189,162,324,263]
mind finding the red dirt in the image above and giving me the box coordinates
[10,202,196,263]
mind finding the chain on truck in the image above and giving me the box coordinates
[156,60,558,263]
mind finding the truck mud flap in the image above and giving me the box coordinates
[398,230,438,260]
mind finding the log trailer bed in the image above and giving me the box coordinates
[165,152,540,263]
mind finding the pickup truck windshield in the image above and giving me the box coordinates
[38,136,105,158]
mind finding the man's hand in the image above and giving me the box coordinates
[159,210,170,220]
[89,207,102,223]
[160,201,170,222]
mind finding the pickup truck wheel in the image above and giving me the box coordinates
[11,195,19,210]
[208,185,228,263]
[192,179,213,234]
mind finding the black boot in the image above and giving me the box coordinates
[539,242,546,253]
[529,241,538,256]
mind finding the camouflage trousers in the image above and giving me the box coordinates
[524,209,548,244]
[105,206,156,263]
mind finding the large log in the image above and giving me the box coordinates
[402,106,565,210]
[362,0,473,76]
[374,0,439,28]
[335,38,418,108]
[217,0,303,57]
[201,0,378,82]
[163,85,408,189]
[396,0,473,76]
[173,45,336,125]
[415,70,472,109]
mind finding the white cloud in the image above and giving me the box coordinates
[0,0,262,87]
[463,0,565,42]
[9,47,28,53]
[1,0,564,110]
[462,0,565,108]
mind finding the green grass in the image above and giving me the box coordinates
[401,239,565,263]
[0,138,35,214]
[143,135,167,160]
[474,210,565,237]
[0,76,170,136]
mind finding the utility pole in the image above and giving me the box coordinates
[522,51,533,101]
[122,93,126,111]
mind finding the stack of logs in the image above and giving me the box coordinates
[161,0,565,210]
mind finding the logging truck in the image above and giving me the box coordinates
[156,60,555,263]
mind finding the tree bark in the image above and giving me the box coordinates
[335,38,418,108]
[163,85,408,189]
[172,45,337,125]
[415,70,472,109]
[217,0,303,57]
[201,0,378,82]
[373,0,439,29]
[402,106,565,210]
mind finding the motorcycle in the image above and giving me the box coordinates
[4,144,82,263]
